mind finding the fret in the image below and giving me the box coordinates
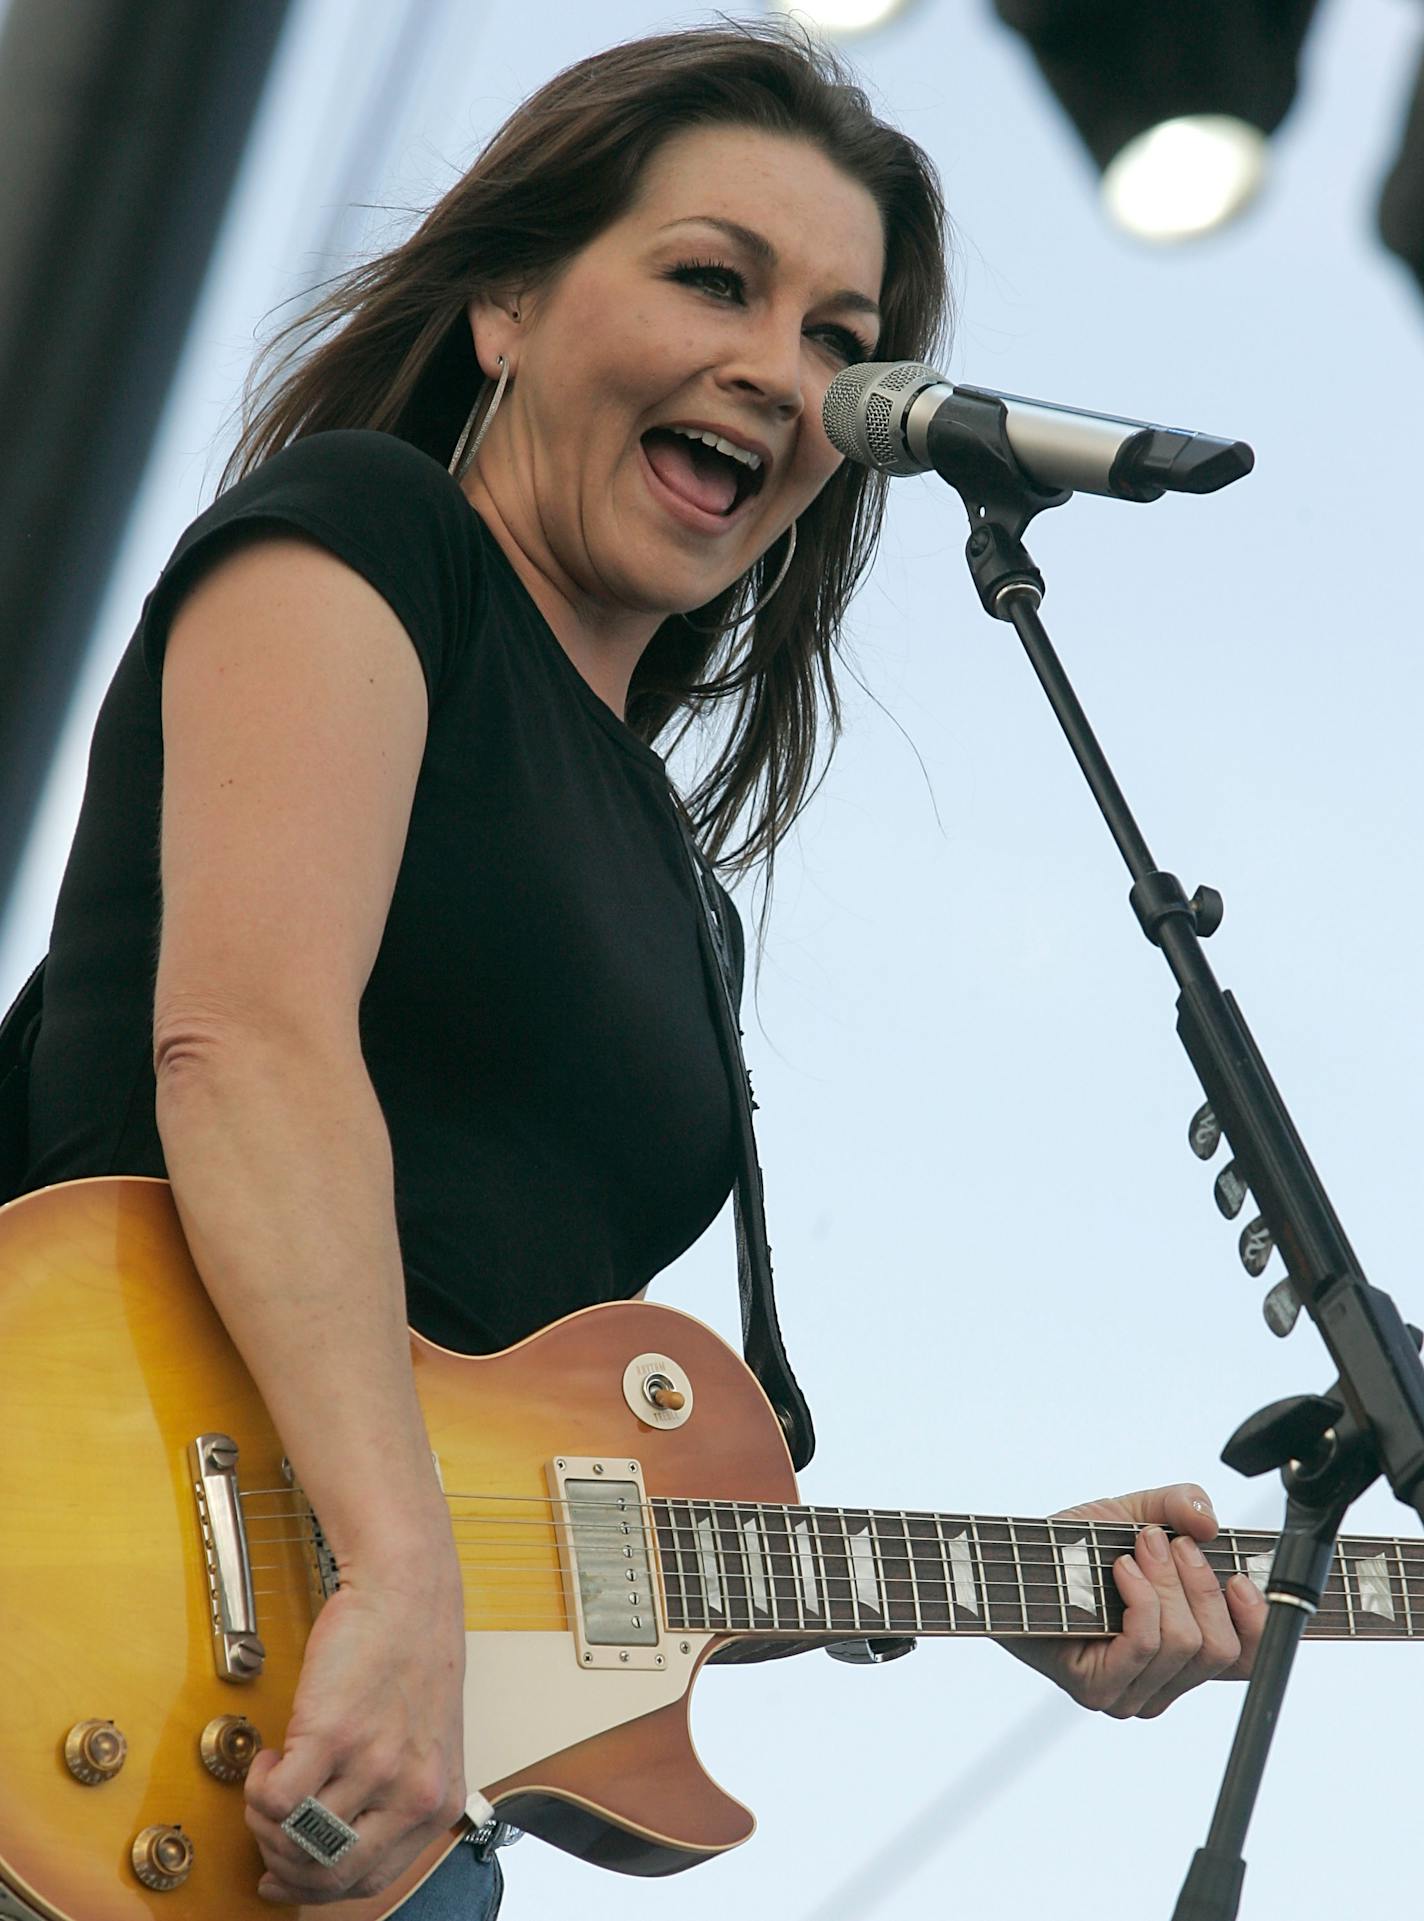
[869,1508,894,1631]
[906,1512,952,1632]
[790,1508,823,1624]
[1338,1539,1401,1637]
[742,1506,773,1623]
[760,1505,800,1630]
[1049,1523,1068,1632]
[873,1511,915,1635]
[713,1502,752,1631]
[844,1510,882,1628]
[673,1497,705,1629]
[653,1500,684,1632]
[1049,1521,1100,1627]
[1233,1531,1273,1603]
[1016,1520,1061,1633]
[1311,1543,1346,1636]
[812,1508,858,1633]
[1089,1521,1136,1634]
[974,1520,1025,1634]
[691,1503,724,1625]
[1340,1538,1357,1637]
[656,1497,680,1630]
[839,1510,864,1634]
[1053,1529,1091,1621]
[1394,1540,1415,1639]
[940,1518,983,1627]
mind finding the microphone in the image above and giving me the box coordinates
[822,361,1253,502]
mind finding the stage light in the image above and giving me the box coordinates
[767,0,921,39]
[1102,117,1268,244]
[994,0,1320,241]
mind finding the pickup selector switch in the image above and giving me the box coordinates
[63,1720,127,1784]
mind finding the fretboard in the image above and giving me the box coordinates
[651,1499,1424,1642]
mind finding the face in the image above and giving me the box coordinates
[463,124,885,654]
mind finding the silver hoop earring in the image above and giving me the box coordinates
[682,519,797,636]
[448,355,509,482]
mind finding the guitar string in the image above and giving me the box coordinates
[237,1483,1424,1544]
[234,1594,1372,1635]
[234,1541,1386,1615]
[237,1518,1424,1575]
[239,1521,1422,1582]
[233,1492,1424,1558]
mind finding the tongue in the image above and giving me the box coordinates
[644,430,739,516]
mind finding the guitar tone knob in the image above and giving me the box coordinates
[63,1719,127,1784]
[131,1825,194,1891]
[200,1715,262,1781]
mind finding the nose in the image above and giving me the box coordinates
[718,306,807,422]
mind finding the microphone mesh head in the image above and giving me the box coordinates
[823,361,942,474]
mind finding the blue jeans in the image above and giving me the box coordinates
[392,1838,504,1920]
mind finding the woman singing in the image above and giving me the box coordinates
[17,19,1264,1916]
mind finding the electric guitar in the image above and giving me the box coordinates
[2,1178,1418,1920]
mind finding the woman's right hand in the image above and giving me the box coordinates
[243,1540,468,1904]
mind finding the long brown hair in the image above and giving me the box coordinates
[227,15,951,876]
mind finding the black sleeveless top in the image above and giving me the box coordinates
[23,429,741,1353]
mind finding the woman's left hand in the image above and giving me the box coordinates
[999,1483,1266,1719]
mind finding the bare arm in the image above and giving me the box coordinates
[154,535,465,1900]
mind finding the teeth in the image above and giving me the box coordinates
[668,424,762,472]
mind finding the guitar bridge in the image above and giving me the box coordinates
[548,1456,665,1672]
[189,1433,266,1681]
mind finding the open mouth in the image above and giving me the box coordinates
[641,428,766,519]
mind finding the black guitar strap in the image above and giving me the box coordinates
[0,956,45,1205]
[674,814,816,1472]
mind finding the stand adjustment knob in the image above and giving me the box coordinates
[1263,1277,1303,1338]
[1188,1101,1221,1160]
[1239,1215,1274,1276]
[1189,885,1224,936]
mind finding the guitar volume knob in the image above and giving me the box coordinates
[63,1719,127,1784]
[131,1825,194,1891]
[200,1714,262,1781]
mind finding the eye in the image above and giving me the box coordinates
[666,259,872,365]
[668,258,745,301]
[818,325,872,367]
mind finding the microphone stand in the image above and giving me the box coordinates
[926,391,1424,1919]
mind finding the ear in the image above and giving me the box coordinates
[465,290,525,383]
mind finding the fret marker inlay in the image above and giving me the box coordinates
[793,1519,822,1617]
[1059,1536,1096,1615]
[946,1534,979,1619]
[743,1516,771,1617]
[1356,1552,1395,1621]
[849,1527,881,1615]
[696,1515,724,1617]
[1245,1551,1272,1595]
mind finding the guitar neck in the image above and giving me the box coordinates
[651,1499,1424,1643]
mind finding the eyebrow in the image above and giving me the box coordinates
[658,215,882,322]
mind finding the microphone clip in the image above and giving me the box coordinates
[931,388,1070,620]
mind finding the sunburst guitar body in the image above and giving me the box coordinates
[2,1178,1418,1919]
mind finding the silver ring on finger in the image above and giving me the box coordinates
[281,1795,360,1867]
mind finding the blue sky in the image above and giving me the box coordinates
[5,1,1423,1913]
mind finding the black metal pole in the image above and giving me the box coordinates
[0,0,293,913]
[927,388,1424,1912]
